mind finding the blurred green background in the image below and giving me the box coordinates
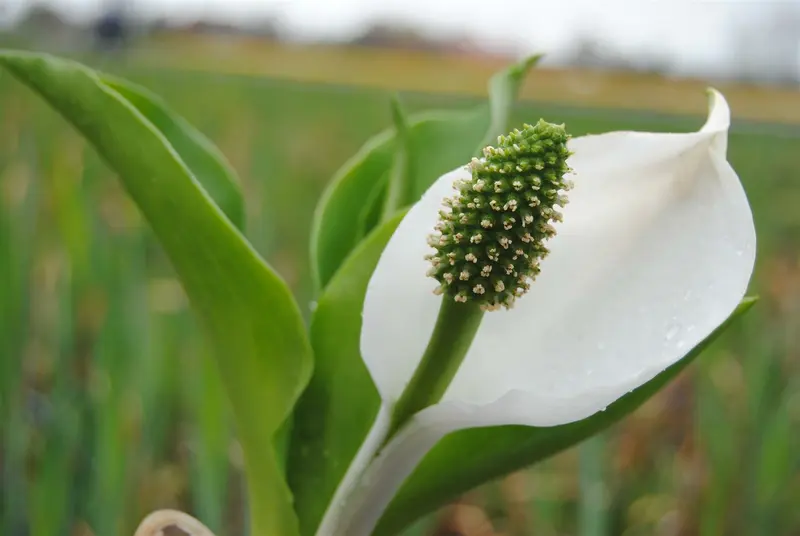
[1,33,800,536]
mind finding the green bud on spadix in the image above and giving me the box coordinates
[426,120,573,310]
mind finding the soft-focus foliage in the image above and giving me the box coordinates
[1,44,798,536]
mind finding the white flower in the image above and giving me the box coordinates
[319,89,755,535]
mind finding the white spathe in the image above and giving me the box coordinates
[320,89,755,536]
[361,88,754,426]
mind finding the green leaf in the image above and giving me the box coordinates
[381,96,413,221]
[311,55,541,291]
[0,50,312,536]
[287,212,406,536]
[101,75,246,230]
[375,297,758,535]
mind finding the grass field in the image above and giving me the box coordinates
[1,39,800,536]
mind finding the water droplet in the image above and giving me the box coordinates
[309,300,318,312]
[683,290,693,301]
[676,339,686,350]
[736,249,744,257]
[665,322,681,341]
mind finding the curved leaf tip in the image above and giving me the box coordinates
[512,53,544,76]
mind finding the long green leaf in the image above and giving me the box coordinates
[310,55,541,291]
[375,298,758,535]
[287,213,406,536]
[0,50,312,536]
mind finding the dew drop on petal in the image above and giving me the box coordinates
[665,322,681,342]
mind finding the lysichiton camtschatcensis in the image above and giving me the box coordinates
[318,89,756,536]
[0,50,758,536]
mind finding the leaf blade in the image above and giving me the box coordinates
[288,213,406,535]
[101,74,246,230]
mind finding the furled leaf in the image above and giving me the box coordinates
[380,95,413,220]
[311,55,541,291]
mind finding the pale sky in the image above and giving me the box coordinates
[3,0,799,77]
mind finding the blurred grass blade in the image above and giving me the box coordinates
[578,434,609,536]
[0,140,38,536]
[101,75,245,231]
[29,136,87,536]
[287,213,405,536]
[0,50,312,536]
[86,241,141,536]
[311,55,541,291]
[375,298,758,535]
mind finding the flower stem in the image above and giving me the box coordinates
[386,298,484,440]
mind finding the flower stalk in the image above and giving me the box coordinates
[386,299,484,439]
